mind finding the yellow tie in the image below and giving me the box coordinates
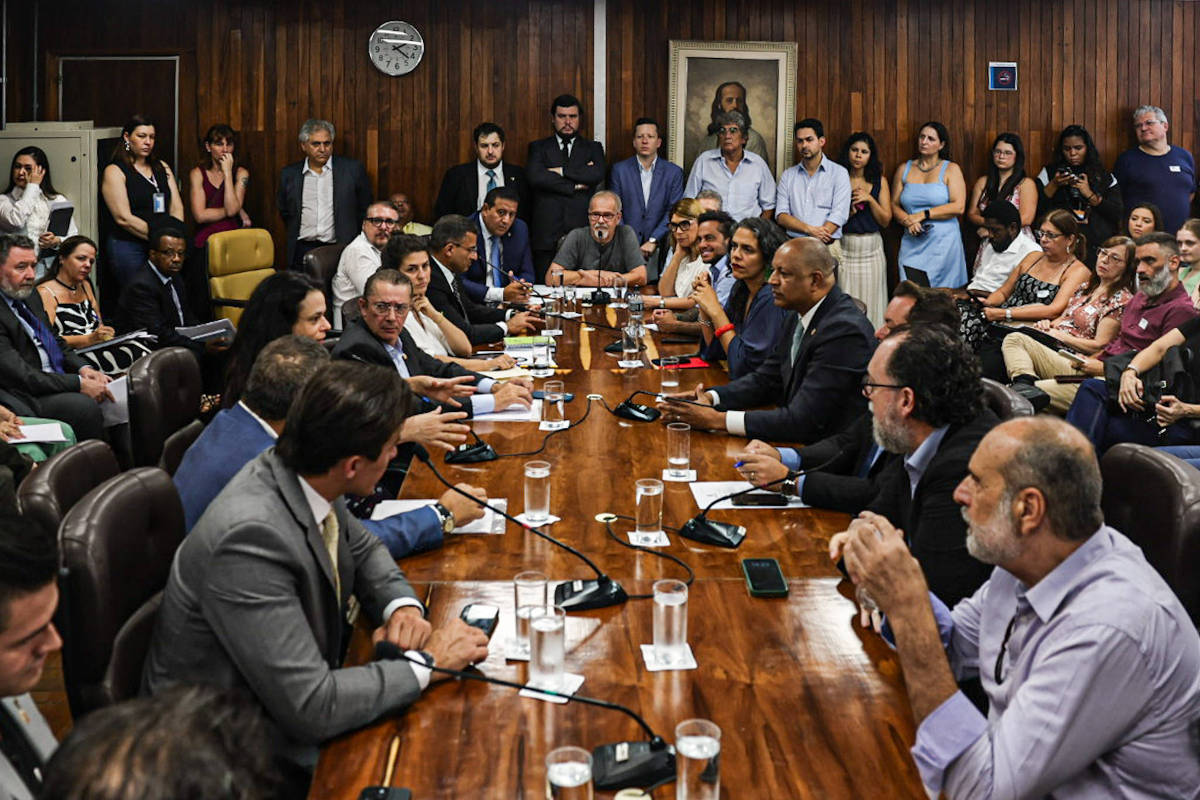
[320,510,341,600]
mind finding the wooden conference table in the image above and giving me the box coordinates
[310,306,925,798]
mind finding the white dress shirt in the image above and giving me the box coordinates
[331,231,382,326]
[299,156,336,243]
[639,157,657,209]
[476,161,505,211]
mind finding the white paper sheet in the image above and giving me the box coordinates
[100,375,129,426]
[472,399,541,422]
[687,481,807,510]
[11,423,67,443]
[370,498,507,534]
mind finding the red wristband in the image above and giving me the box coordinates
[713,323,735,337]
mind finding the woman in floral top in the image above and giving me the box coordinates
[1000,235,1136,384]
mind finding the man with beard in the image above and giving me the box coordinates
[651,210,733,338]
[1048,232,1196,414]
[547,191,646,287]
[331,200,400,326]
[434,122,529,220]
[775,119,851,265]
[833,417,1200,799]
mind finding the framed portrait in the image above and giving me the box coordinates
[668,40,798,178]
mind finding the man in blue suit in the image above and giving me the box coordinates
[464,186,535,304]
[173,335,487,557]
[609,118,684,272]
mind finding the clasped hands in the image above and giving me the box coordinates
[373,606,489,681]
[829,511,928,632]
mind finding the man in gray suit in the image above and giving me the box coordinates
[143,361,488,781]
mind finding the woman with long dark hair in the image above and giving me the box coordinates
[836,132,891,326]
[892,121,967,287]
[966,133,1037,270]
[101,114,185,288]
[1036,124,1122,264]
[0,146,79,278]
[222,272,331,407]
[189,123,250,249]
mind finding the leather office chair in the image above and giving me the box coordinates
[58,467,185,716]
[1101,443,1200,625]
[980,377,1035,419]
[128,347,202,467]
[207,228,276,327]
[301,242,349,322]
[17,440,120,537]
[158,418,205,476]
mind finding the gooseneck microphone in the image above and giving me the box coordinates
[412,446,627,610]
[374,642,676,790]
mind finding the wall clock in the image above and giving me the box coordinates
[368,21,424,76]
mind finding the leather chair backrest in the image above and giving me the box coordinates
[1101,443,1200,624]
[302,242,350,321]
[207,228,275,327]
[342,298,362,327]
[58,467,184,715]
[128,347,201,467]
[980,377,1034,420]
[17,440,119,537]
[158,418,205,476]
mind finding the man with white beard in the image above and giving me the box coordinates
[832,416,1200,800]
[547,190,647,288]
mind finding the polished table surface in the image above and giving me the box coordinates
[310,306,924,798]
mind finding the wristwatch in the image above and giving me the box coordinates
[432,502,456,534]
[413,650,435,669]
[1005,308,1013,321]
[784,470,802,497]
[923,209,931,221]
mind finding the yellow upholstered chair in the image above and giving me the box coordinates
[206,228,276,327]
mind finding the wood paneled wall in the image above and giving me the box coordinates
[6,0,1198,264]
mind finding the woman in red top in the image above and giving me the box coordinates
[187,123,251,321]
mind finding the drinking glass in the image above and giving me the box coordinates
[635,478,663,537]
[621,324,640,360]
[528,605,566,690]
[666,422,690,478]
[660,355,681,391]
[675,719,721,800]
[611,275,627,305]
[513,571,548,658]
[524,460,551,523]
[543,380,566,424]
[653,579,688,665]
[545,745,593,800]
[550,267,564,291]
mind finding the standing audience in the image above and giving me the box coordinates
[1112,104,1197,234]
[837,132,892,326]
[1036,124,1122,264]
[966,133,1037,271]
[609,118,685,265]
[684,110,776,223]
[893,122,967,288]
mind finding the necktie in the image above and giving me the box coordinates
[450,275,468,316]
[560,137,570,164]
[320,510,341,600]
[789,318,806,365]
[12,300,64,373]
[490,236,503,288]
[0,702,44,795]
[485,168,497,194]
[167,280,185,325]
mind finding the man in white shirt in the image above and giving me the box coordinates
[966,201,1040,295]
[434,122,529,220]
[331,200,400,326]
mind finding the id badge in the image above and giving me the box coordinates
[152,192,166,214]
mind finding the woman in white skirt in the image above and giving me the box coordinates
[836,132,891,326]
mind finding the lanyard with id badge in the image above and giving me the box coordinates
[145,170,166,214]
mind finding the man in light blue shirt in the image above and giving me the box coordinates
[683,111,775,223]
[775,118,851,264]
[834,416,1200,799]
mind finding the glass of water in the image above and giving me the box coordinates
[545,745,593,800]
[533,340,551,370]
[612,275,627,305]
[666,422,691,479]
[660,355,681,391]
[528,604,566,691]
[635,478,663,538]
[550,267,564,290]
[524,460,552,523]
[543,380,566,424]
[675,719,721,800]
[513,571,548,658]
[653,578,688,665]
[622,324,640,360]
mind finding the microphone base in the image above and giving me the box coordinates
[603,339,647,354]
[444,442,499,464]
[554,577,628,611]
[613,400,661,423]
[592,740,676,791]
[588,289,612,305]
[678,516,747,548]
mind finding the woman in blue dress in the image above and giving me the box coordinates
[892,121,967,288]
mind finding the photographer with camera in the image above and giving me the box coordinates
[1036,125,1123,265]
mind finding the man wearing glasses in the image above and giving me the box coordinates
[331,200,401,327]
[683,111,776,224]
[1113,105,1197,235]
[547,191,647,288]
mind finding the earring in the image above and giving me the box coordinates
[124,141,131,152]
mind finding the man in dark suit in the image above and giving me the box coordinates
[609,118,684,267]
[732,281,963,512]
[116,222,209,356]
[331,269,532,417]
[277,119,372,269]
[661,238,875,444]
[0,235,111,442]
[425,215,541,345]
[434,122,529,220]
[527,94,607,281]
[174,335,487,555]
[464,186,534,304]
[0,511,61,800]
[144,362,490,781]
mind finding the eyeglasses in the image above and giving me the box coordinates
[1034,230,1062,241]
[717,126,743,136]
[860,376,906,396]
[992,149,1016,158]
[1096,249,1126,264]
[366,217,399,227]
[668,220,694,232]
[588,212,617,221]
[368,301,410,316]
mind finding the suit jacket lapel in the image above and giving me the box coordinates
[271,454,341,605]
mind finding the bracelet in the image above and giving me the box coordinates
[713,323,735,337]
[1123,366,1139,377]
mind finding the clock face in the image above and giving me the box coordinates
[368,21,424,76]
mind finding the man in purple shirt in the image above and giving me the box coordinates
[833,416,1200,799]
[1039,231,1196,413]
